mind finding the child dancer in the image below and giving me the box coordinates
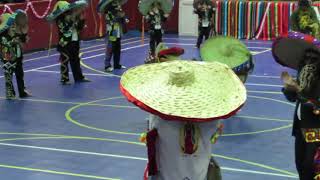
[0,13,19,99]
[14,10,31,98]
[145,2,169,56]
[98,0,129,72]
[194,0,215,48]
[46,0,90,85]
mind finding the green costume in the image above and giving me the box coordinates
[290,0,320,38]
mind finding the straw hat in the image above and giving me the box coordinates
[272,31,320,70]
[97,0,127,13]
[139,0,173,16]
[120,60,247,122]
[0,13,16,34]
[200,36,253,74]
[46,0,87,21]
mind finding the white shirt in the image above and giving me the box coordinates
[72,28,78,41]
[148,115,219,180]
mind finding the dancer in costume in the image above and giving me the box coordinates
[120,60,246,179]
[272,32,320,180]
[0,13,19,99]
[13,10,31,98]
[46,0,90,85]
[144,42,184,63]
[98,0,129,72]
[200,36,254,83]
[290,0,320,39]
[193,0,215,48]
[139,0,173,57]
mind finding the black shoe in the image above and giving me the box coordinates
[19,90,32,98]
[61,80,71,85]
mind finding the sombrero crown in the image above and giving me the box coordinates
[0,13,16,34]
[120,60,247,122]
[200,36,253,72]
[46,0,87,21]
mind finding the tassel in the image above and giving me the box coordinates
[139,132,147,143]
[210,123,224,144]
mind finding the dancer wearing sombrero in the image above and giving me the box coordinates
[193,0,215,48]
[139,0,173,57]
[46,0,90,85]
[272,32,320,180]
[120,60,246,179]
[97,0,129,72]
[0,13,20,99]
[200,36,254,83]
[13,10,31,98]
[290,0,320,39]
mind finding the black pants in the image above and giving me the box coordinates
[105,38,121,68]
[59,41,85,82]
[295,131,320,180]
[197,26,211,48]
[150,30,162,55]
[15,57,26,96]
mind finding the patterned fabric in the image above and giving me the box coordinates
[105,12,127,42]
[56,15,85,50]
[290,7,320,38]
[0,33,18,98]
[145,11,167,33]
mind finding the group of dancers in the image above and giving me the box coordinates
[0,0,320,179]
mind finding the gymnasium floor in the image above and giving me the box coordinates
[0,32,298,180]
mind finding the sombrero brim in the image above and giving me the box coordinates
[0,13,16,34]
[98,0,127,13]
[139,0,157,16]
[139,0,173,16]
[120,60,246,122]
[158,0,174,14]
[272,37,317,70]
[46,1,87,21]
[200,36,251,69]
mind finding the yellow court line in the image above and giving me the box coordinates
[0,164,120,180]
[222,124,292,137]
[237,115,291,122]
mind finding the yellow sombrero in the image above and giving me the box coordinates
[120,60,247,122]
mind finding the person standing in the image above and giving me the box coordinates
[0,13,19,99]
[290,0,320,38]
[273,34,320,180]
[46,0,90,85]
[98,0,129,72]
[194,0,215,48]
[14,9,31,98]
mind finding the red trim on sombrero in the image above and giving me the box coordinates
[120,83,244,122]
[158,47,184,57]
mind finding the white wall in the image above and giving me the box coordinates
[178,0,198,36]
